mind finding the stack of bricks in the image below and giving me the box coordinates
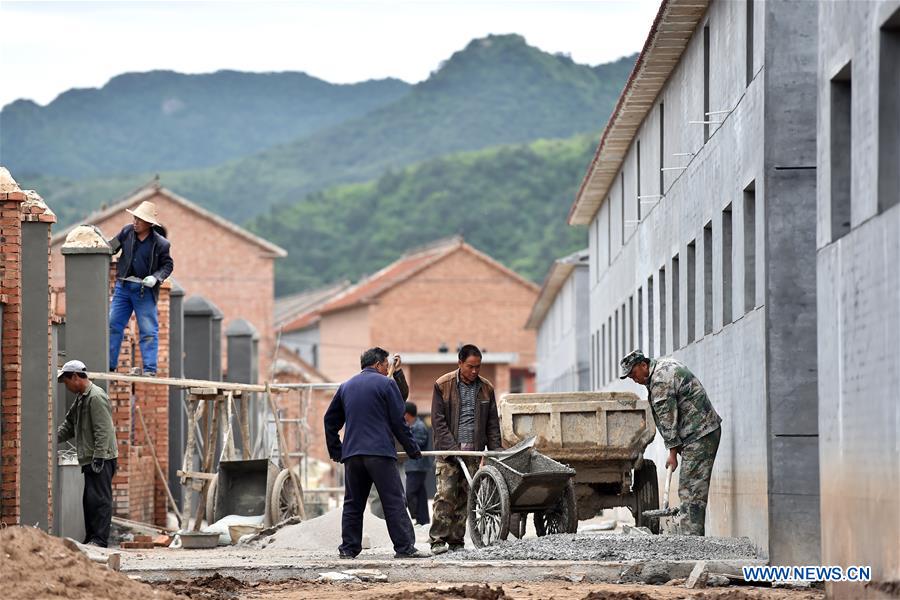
[107,259,172,526]
[0,170,56,527]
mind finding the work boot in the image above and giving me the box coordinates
[449,543,465,552]
[395,549,428,559]
[430,541,449,555]
[338,551,357,559]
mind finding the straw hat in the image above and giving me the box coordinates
[126,200,160,226]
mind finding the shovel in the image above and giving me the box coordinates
[642,464,680,518]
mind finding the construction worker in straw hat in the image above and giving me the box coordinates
[107,200,174,375]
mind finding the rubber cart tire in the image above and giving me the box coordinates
[534,478,578,536]
[467,465,511,548]
[632,459,661,534]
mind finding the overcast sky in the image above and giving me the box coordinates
[0,0,659,108]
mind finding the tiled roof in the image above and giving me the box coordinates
[51,180,288,257]
[275,280,351,329]
[317,236,538,316]
[569,0,710,225]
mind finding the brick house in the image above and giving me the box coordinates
[50,181,286,379]
[281,237,539,414]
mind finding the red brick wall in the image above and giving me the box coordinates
[0,187,56,526]
[370,249,538,370]
[0,190,25,525]
[50,190,278,381]
[108,261,171,526]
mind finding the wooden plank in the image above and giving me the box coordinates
[177,469,216,480]
[192,398,220,531]
[266,388,306,520]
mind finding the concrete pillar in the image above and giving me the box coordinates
[167,279,185,507]
[61,226,112,389]
[226,319,259,456]
[183,296,219,381]
[19,193,55,530]
[211,308,223,381]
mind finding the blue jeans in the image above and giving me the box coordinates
[109,281,158,373]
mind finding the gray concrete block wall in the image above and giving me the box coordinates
[583,0,819,563]
[817,1,900,595]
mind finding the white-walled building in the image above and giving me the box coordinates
[526,249,590,392]
[569,0,820,564]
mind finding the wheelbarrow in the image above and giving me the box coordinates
[205,458,303,526]
[405,436,578,548]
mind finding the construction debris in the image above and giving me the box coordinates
[454,533,759,562]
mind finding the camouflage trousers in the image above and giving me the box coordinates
[677,426,721,536]
[429,458,478,546]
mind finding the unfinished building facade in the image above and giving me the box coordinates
[569,0,820,564]
[816,1,900,597]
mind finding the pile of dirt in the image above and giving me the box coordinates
[0,525,184,600]
[154,573,255,600]
[383,585,508,600]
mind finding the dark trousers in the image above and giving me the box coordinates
[341,455,415,556]
[82,458,117,547]
[406,470,430,525]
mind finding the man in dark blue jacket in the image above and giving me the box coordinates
[107,200,174,375]
[324,347,425,559]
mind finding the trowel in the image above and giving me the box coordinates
[642,464,680,518]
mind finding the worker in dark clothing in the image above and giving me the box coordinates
[369,355,410,519]
[56,360,118,547]
[107,200,174,375]
[404,402,432,525]
[324,347,425,559]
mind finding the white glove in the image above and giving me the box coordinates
[142,275,158,288]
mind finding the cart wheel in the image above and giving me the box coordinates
[205,474,218,524]
[270,467,303,524]
[632,459,660,534]
[467,465,511,548]
[534,479,578,536]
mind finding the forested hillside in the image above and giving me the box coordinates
[14,36,633,225]
[248,134,595,295]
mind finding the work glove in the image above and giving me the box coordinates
[91,458,104,474]
[142,275,158,288]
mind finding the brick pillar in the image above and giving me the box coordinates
[0,168,26,525]
[226,318,258,456]
[19,190,56,530]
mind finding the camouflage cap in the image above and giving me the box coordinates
[619,349,647,379]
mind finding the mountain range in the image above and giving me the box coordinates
[1,34,635,292]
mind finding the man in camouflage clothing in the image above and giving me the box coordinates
[620,349,722,535]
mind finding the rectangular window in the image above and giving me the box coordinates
[703,25,711,142]
[687,240,697,344]
[722,203,733,326]
[614,308,620,375]
[704,222,713,335]
[672,254,681,350]
[620,172,626,242]
[744,183,757,312]
[830,62,852,240]
[879,11,900,213]
[608,316,614,384]
[659,266,667,355]
[591,331,596,389]
[638,287,644,351]
[647,276,655,356]
[746,0,754,86]
[607,196,612,265]
[621,303,627,358]
[659,103,665,195]
[628,295,635,352]
[636,140,642,221]
[600,325,606,387]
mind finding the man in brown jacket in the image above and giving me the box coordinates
[429,344,502,554]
